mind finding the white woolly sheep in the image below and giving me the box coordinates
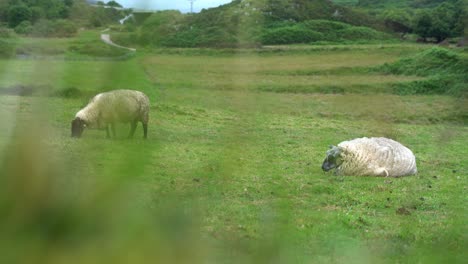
[321,137,417,177]
[71,89,150,138]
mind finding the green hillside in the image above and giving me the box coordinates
[129,0,390,48]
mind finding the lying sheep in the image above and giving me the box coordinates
[321,137,417,177]
[71,89,150,138]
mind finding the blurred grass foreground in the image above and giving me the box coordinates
[0,107,207,264]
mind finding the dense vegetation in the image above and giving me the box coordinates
[0,0,127,37]
[0,0,466,48]
[113,0,466,48]
[378,47,468,96]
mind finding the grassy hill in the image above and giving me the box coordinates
[123,0,391,48]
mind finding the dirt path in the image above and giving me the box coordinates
[100,30,136,52]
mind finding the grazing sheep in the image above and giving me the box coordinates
[71,89,150,138]
[321,137,417,177]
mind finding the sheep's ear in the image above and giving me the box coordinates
[329,145,334,149]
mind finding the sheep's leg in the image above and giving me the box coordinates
[128,121,137,138]
[143,122,148,139]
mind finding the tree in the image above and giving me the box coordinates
[107,1,122,8]
[413,2,460,42]
[413,10,433,41]
[379,9,412,38]
[8,4,32,27]
[140,10,183,45]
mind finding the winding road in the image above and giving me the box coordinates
[100,28,136,52]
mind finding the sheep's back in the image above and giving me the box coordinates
[338,137,416,177]
[96,90,149,123]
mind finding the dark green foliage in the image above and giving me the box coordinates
[413,2,461,42]
[42,0,69,19]
[139,10,184,46]
[378,9,412,36]
[261,20,391,44]
[106,1,122,8]
[261,26,324,45]
[357,0,456,8]
[69,40,130,57]
[89,6,124,27]
[30,6,45,23]
[8,4,31,27]
[379,47,468,96]
[161,29,202,48]
[337,26,390,40]
[132,0,390,48]
[381,47,466,76]
[302,19,351,32]
[30,19,77,37]
[392,74,467,95]
[14,20,33,35]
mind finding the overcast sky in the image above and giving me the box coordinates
[117,0,233,13]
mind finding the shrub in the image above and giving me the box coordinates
[30,19,55,37]
[261,26,324,45]
[392,75,467,96]
[53,19,78,37]
[379,47,468,96]
[162,29,202,48]
[302,20,351,32]
[337,26,390,40]
[14,21,33,35]
[8,4,32,27]
[380,47,466,76]
[68,41,129,57]
[30,19,77,37]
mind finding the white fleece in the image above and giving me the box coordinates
[76,89,150,128]
[336,137,417,177]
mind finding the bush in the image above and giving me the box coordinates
[392,75,467,96]
[162,29,202,48]
[0,39,16,58]
[53,19,78,37]
[261,26,324,45]
[30,19,77,37]
[8,4,32,27]
[302,20,351,32]
[337,26,390,40]
[380,47,467,76]
[14,21,33,35]
[68,40,129,57]
[379,47,468,96]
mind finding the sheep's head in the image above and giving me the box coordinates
[71,117,86,138]
[322,145,343,171]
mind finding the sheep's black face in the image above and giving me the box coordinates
[71,118,86,138]
[322,146,342,171]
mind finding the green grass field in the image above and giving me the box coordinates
[0,35,466,263]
